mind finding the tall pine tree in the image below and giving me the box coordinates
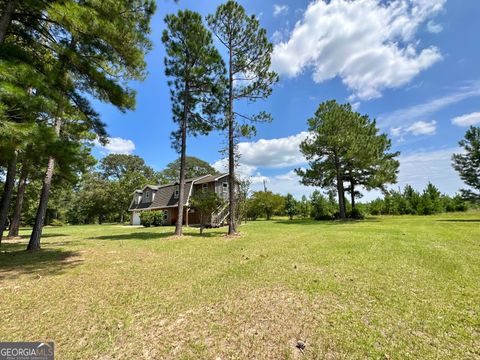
[453,126,480,203]
[162,10,225,236]
[207,1,278,235]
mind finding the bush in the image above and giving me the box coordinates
[140,211,154,227]
[140,211,166,227]
[152,211,166,226]
[349,207,365,220]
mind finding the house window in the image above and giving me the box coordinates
[202,183,208,190]
[222,182,228,193]
[174,186,179,199]
[144,191,149,201]
[163,211,168,221]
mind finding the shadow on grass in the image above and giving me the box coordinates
[273,217,381,226]
[0,244,82,281]
[88,231,219,241]
[436,219,480,223]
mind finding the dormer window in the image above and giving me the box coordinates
[144,191,149,201]
[174,185,179,199]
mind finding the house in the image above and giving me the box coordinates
[128,173,230,226]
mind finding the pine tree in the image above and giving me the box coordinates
[284,193,297,220]
[207,1,278,235]
[162,10,226,236]
[452,126,480,203]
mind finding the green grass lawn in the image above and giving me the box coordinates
[1,213,479,359]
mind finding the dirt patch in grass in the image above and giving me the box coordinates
[122,287,340,359]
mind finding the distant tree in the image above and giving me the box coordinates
[100,154,157,181]
[236,177,251,224]
[310,190,336,220]
[249,191,283,220]
[190,189,223,234]
[207,0,278,235]
[284,193,297,220]
[161,156,217,182]
[452,126,480,203]
[162,10,225,236]
[418,182,443,215]
[297,195,311,219]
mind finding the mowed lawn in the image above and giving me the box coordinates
[1,214,479,359]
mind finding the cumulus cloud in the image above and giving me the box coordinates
[427,20,443,34]
[212,132,308,175]
[94,137,136,155]
[272,0,444,100]
[452,112,480,127]
[273,4,289,16]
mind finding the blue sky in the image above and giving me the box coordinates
[93,0,480,200]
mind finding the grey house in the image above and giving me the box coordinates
[129,173,230,226]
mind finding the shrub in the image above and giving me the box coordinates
[349,207,365,220]
[152,211,166,226]
[310,190,336,220]
[140,212,154,227]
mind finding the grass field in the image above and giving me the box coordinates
[1,213,479,359]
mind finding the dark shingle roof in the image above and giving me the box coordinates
[195,173,228,184]
[129,174,227,211]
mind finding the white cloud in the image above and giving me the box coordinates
[272,0,444,100]
[452,112,480,127]
[273,4,289,16]
[94,137,136,155]
[379,81,480,128]
[427,20,443,33]
[238,132,309,169]
[407,120,437,135]
[390,120,437,139]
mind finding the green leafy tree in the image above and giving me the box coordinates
[190,189,224,234]
[162,10,225,236]
[207,1,278,235]
[310,190,336,220]
[161,156,217,182]
[249,191,283,220]
[452,126,480,203]
[284,193,297,220]
[297,195,311,219]
[100,154,157,181]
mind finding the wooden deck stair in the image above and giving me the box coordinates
[211,203,229,227]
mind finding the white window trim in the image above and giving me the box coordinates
[222,182,228,193]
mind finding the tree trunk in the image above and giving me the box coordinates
[335,155,346,220]
[0,150,18,244]
[350,180,355,211]
[27,119,62,251]
[8,162,28,237]
[227,42,237,235]
[0,0,17,44]
[175,84,189,236]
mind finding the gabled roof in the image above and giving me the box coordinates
[195,173,228,184]
[129,173,227,211]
